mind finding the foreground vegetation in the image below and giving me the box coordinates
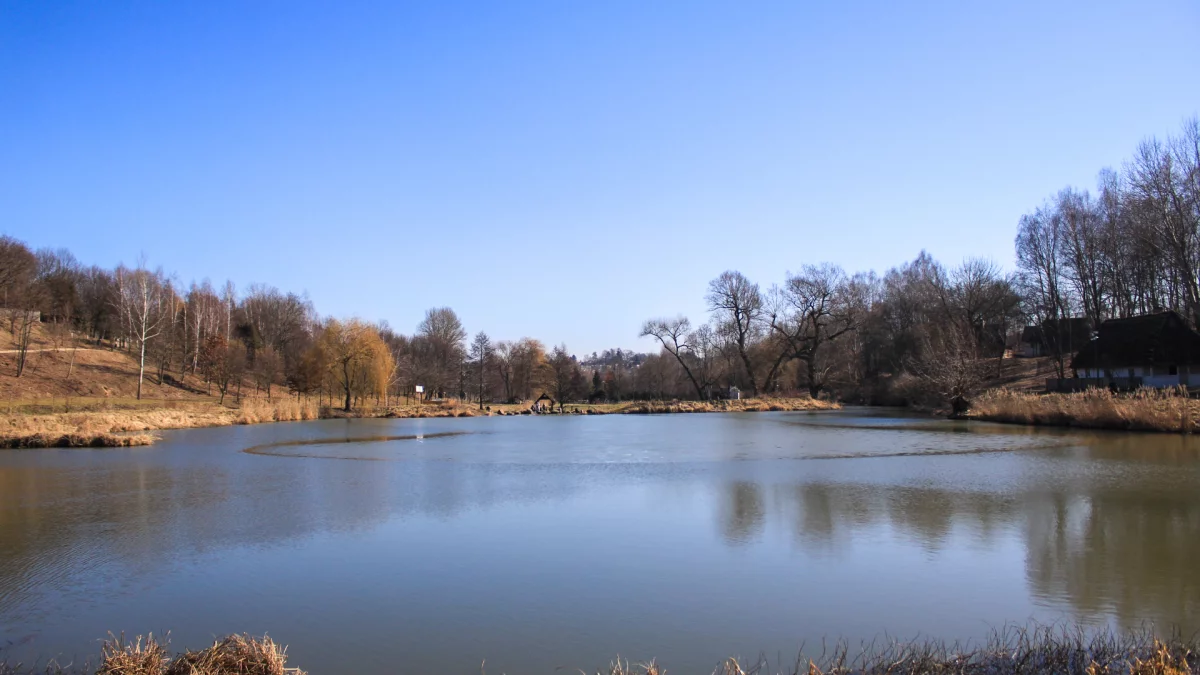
[969,389,1198,433]
[0,633,302,675]
[2,627,1197,674]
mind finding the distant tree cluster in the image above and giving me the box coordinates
[0,238,602,410]
[641,256,1019,408]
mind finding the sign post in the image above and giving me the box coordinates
[415,385,424,408]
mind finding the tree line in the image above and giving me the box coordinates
[0,240,599,411]
[1,116,1195,410]
[1016,118,1200,376]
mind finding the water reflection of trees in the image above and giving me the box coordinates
[719,481,766,545]
[0,458,582,630]
[715,478,1200,631]
[1023,488,1200,631]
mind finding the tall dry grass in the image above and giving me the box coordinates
[971,388,1197,433]
[235,397,320,424]
[0,396,321,447]
[600,626,1196,674]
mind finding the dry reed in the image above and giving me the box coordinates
[234,398,320,425]
[600,626,1197,675]
[0,396,322,448]
[96,633,168,675]
[162,634,299,675]
[40,633,305,675]
[971,388,1197,433]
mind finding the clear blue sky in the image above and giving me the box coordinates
[2,1,1197,355]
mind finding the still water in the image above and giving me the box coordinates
[1,410,1199,673]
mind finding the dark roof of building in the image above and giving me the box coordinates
[1071,311,1200,369]
[1021,317,1093,350]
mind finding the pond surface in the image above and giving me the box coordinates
[2,410,1199,673]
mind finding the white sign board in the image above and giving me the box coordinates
[414,385,424,393]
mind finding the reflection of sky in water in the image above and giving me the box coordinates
[1,412,1199,674]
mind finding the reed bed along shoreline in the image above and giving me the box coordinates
[0,397,320,448]
[969,388,1198,433]
[2,626,1197,674]
[0,396,836,448]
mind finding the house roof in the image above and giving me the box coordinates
[1071,311,1200,369]
[1021,317,1093,350]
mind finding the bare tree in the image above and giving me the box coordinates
[1016,205,1071,377]
[492,340,515,402]
[255,345,283,400]
[706,270,763,395]
[470,330,492,409]
[771,264,859,398]
[114,260,169,399]
[547,344,577,411]
[416,307,466,399]
[640,316,709,399]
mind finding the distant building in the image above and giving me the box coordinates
[1069,311,1200,388]
[727,386,741,400]
[1017,317,1093,357]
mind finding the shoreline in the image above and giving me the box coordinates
[6,386,1196,449]
[0,397,840,448]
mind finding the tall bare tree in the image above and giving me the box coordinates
[706,270,763,395]
[640,316,708,400]
[771,264,859,397]
[416,307,466,399]
[470,330,492,409]
[114,260,169,399]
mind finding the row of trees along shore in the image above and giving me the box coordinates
[0,117,1195,411]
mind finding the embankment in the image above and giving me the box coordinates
[0,398,319,448]
[969,388,1197,433]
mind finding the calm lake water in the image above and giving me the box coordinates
[2,410,1199,673]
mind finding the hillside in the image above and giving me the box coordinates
[985,354,1061,392]
[0,323,216,404]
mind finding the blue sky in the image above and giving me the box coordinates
[2,1,1197,355]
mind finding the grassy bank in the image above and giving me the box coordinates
[0,398,320,448]
[0,396,836,447]
[3,627,1197,674]
[969,388,1198,433]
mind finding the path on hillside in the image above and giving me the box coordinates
[0,347,108,354]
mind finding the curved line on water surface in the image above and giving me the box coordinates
[775,418,987,434]
[783,441,1071,462]
[242,431,471,461]
[770,416,1079,458]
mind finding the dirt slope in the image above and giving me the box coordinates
[0,324,215,403]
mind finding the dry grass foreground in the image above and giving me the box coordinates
[970,388,1199,433]
[609,628,1197,675]
[2,627,1197,674]
[0,398,319,448]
